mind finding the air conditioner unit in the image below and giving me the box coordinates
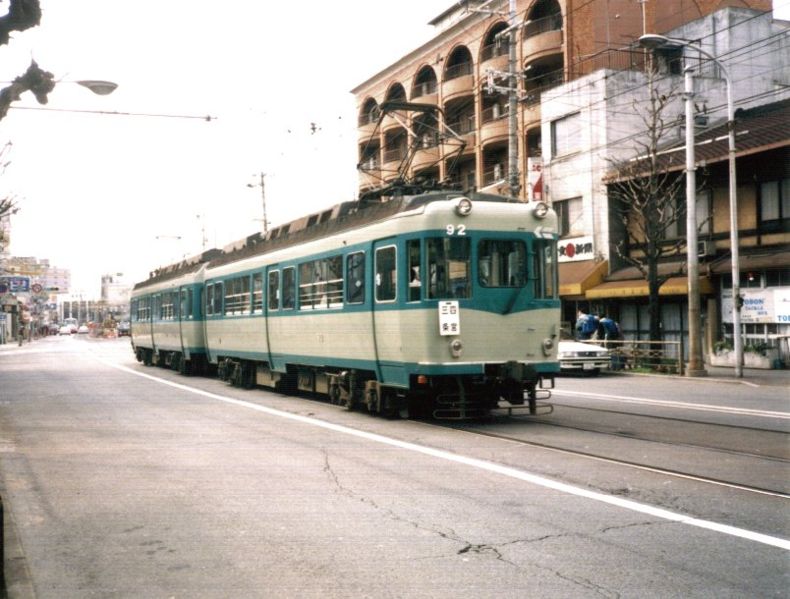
[697,240,713,257]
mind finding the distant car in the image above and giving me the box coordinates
[77,324,89,334]
[558,339,610,375]
[117,321,130,336]
[59,325,72,336]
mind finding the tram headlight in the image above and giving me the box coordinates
[455,197,473,216]
[532,201,549,219]
[542,337,555,356]
[450,338,463,358]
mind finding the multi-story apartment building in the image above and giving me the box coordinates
[352,0,788,364]
[351,0,771,198]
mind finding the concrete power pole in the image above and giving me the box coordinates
[507,0,521,199]
[248,172,269,234]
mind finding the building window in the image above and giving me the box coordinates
[554,196,583,238]
[551,112,581,157]
[760,178,790,224]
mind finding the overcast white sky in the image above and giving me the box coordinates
[1,0,452,293]
[2,1,790,295]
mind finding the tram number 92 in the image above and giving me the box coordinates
[446,224,467,236]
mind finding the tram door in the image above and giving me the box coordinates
[264,265,280,371]
[372,239,402,385]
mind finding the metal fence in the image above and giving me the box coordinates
[585,338,684,375]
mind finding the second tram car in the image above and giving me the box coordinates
[131,191,561,418]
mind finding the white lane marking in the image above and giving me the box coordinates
[555,390,790,420]
[101,359,790,551]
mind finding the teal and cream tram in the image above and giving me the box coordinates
[131,191,560,418]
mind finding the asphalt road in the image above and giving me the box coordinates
[0,336,788,598]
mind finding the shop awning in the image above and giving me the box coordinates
[709,249,790,274]
[585,275,714,299]
[559,260,608,297]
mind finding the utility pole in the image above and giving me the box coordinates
[507,0,521,198]
[247,172,268,234]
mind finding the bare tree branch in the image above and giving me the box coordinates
[0,60,55,120]
[0,0,41,43]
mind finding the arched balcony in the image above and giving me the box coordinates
[522,54,565,111]
[381,129,408,178]
[357,98,380,143]
[480,22,510,74]
[479,93,509,146]
[411,115,441,171]
[381,83,408,131]
[443,96,476,159]
[357,141,381,191]
[445,156,477,193]
[442,46,475,102]
[481,142,509,188]
[522,7,563,60]
[411,66,439,106]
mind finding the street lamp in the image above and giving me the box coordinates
[75,80,118,95]
[639,33,742,378]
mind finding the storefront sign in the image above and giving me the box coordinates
[558,236,595,263]
[0,276,30,294]
[721,287,790,323]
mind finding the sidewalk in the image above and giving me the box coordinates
[610,363,789,388]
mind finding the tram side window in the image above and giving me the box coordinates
[252,273,263,313]
[346,251,365,304]
[213,282,224,315]
[478,240,526,287]
[407,239,421,302]
[153,295,161,320]
[375,246,397,302]
[299,255,343,310]
[161,292,175,320]
[532,239,558,299]
[268,271,280,311]
[180,289,193,319]
[205,284,214,316]
[282,267,296,310]
[224,276,250,315]
[427,237,470,299]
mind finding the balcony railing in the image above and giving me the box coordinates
[446,115,476,135]
[444,62,473,82]
[383,147,406,163]
[482,164,508,186]
[481,103,509,124]
[522,72,565,105]
[523,13,562,39]
[481,41,508,63]
[412,80,438,99]
[357,110,380,127]
[412,132,440,149]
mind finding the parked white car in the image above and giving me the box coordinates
[558,340,610,375]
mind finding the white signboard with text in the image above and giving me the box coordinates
[438,301,460,336]
[557,236,595,263]
[721,287,790,324]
